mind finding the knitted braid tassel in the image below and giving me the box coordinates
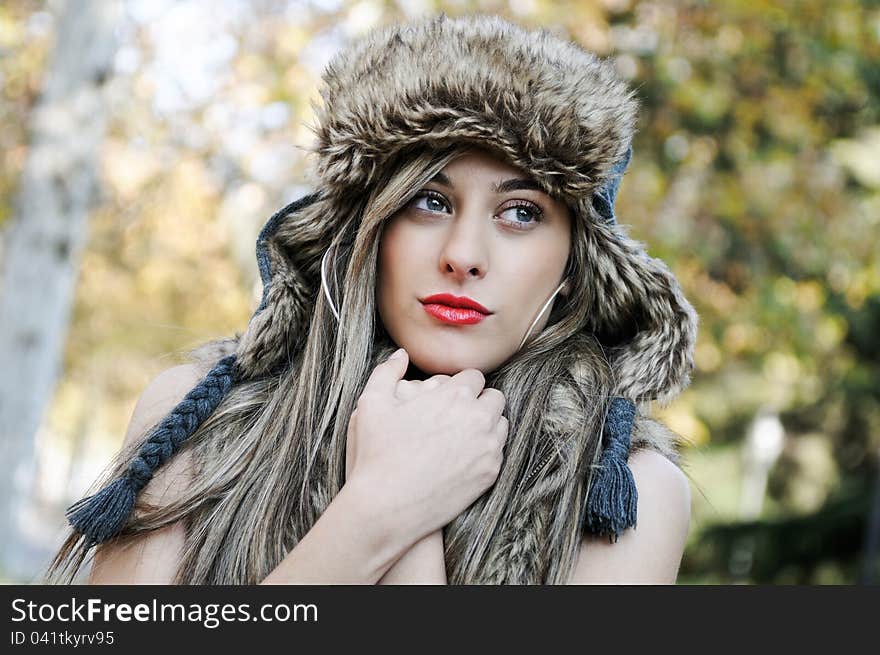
[584,396,638,543]
[65,354,239,546]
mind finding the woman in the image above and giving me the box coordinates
[49,13,697,584]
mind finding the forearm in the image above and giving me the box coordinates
[378,530,447,584]
[260,479,414,584]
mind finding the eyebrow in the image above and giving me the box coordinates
[429,171,547,195]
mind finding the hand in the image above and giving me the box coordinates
[345,349,508,541]
[346,373,451,480]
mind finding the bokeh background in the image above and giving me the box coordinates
[1,0,877,584]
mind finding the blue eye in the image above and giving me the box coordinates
[410,191,450,213]
[408,190,544,231]
[498,203,544,230]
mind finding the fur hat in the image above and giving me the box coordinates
[66,13,698,546]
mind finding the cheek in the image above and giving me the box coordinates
[500,238,570,305]
[378,222,420,315]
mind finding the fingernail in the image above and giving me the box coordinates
[389,348,405,360]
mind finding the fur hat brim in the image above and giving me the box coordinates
[306,13,639,205]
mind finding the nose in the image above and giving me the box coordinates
[437,207,488,283]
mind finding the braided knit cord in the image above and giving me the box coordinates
[65,354,239,546]
[584,397,639,542]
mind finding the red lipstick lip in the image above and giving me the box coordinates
[422,303,487,325]
[419,293,493,315]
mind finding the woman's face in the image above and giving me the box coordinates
[377,147,572,376]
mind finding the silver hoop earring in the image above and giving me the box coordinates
[518,278,568,350]
[320,246,340,321]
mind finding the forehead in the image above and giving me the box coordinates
[443,146,530,176]
[434,147,549,195]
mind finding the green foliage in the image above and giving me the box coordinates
[682,474,873,584]
[608,0,880,583]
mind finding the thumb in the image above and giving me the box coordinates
[363,348,409,396]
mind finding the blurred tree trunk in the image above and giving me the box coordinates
[0,0,121,580]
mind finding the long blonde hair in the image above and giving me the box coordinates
[49,144,619,584]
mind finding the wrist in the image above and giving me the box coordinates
[261,478,414,584]
[339,475,421,569]
[378,528,447,585]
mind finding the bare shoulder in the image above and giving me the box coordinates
[568,449,691,585]
[89,363,206,584]
[123,363,208,449]
[627,448,691,523]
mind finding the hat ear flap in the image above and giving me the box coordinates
[583,220,698,406]
[64,192,331,546]
[234,266,314,378]
[234,192,328,378]
[591,144,632,225]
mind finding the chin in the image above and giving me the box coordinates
[407,344,502,377]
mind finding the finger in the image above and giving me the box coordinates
[420,378,442,392]
[395,379,423,401]
[424,374,451,390]
[477,387,506,421]
[397,374,451,399]
[495,414,509,446]
[396,379,443,401]
[445,368,486,399]
[412,375,449,393]
[362,348,409,398]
